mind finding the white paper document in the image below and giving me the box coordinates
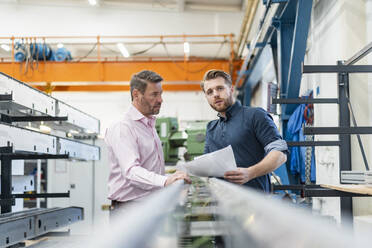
[178,145,237,177]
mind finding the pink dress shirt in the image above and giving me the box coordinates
[105,104,167,202]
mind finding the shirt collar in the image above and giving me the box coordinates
[127,104,156,127]
[217,100,242,121]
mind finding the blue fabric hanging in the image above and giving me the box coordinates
[287,104,316,183]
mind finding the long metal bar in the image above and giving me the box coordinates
[1,192,70,199]
[235,0,279,85]
[209,178,370,248]
[337,62,353,225]
[343,85,370,171]
[286,141,341,146]
[82,180,188,248]
[0,123,99,160]
[1,156,12,213]
[284,0,313,115]
[273,184,372,197]
[303,127,372,135]
[0,60,238,83]
[345,41,372,65]
[273,184,321,190]
[0,114,68,123]
[303,189,369,197]
[0,154,68,160]
[272,98,338,104]
[0,94,12,101]
[303,64,372,73]
[0,207,83,247]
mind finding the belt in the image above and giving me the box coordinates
[111,200,131,210]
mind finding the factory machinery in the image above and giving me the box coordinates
[156,117,208,165]
[0,72,100,247]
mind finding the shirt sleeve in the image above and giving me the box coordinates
[203,121,213,154]
[252,108,288,155]
[105,123,167,190]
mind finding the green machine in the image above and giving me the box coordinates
[184,121,209,161]
[156,117,186,165]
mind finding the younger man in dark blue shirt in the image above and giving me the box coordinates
[202,70,288,192]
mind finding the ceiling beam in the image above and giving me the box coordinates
[0,60,241,83]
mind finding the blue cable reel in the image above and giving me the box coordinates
[29,43,52,60]
[51,48,72,61]
[14,42,26,62]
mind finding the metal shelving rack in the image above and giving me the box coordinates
[0,72,100,247]
[272,41,372,225]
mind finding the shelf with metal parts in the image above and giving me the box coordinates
[0,72,100,135]
[0,71,100,247]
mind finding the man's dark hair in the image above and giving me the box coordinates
[201,69,232,91]
[130,70,163,100]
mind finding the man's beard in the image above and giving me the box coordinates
[140,98,161,115]
[210,97,233,113]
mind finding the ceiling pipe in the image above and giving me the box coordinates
[235,0,259,58]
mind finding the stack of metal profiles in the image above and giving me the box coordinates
[0,72,100,247]
[0,207,83,247]
[66,178,371,248]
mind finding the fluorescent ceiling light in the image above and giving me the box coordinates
[183,42,190,54]
[117,43,130,58]
[57,43,64,48]
[88,0,97,6]
[1,44,10,52]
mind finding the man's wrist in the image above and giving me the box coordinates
[246,166,256,181]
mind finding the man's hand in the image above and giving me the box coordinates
[165,170,191,186]
[224,167,253,185]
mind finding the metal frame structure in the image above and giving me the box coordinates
[273,42,372,225]
[0,72,100,246]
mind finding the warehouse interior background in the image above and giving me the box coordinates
[1,0,372,247]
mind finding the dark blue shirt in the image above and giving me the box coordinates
[204,101,285,192]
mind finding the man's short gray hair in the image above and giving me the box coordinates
[130,70,163,100]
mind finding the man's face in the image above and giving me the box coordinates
[136,82,163,116]
[203,77,234,113]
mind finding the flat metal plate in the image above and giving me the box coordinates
[58,138,100,161]
[0,73,55,116]
[0,123,57,154]
[0,123,99,161]
[57,101,100,134]
[0,207,83,247]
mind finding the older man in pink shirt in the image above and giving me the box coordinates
[105,70,190,218]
